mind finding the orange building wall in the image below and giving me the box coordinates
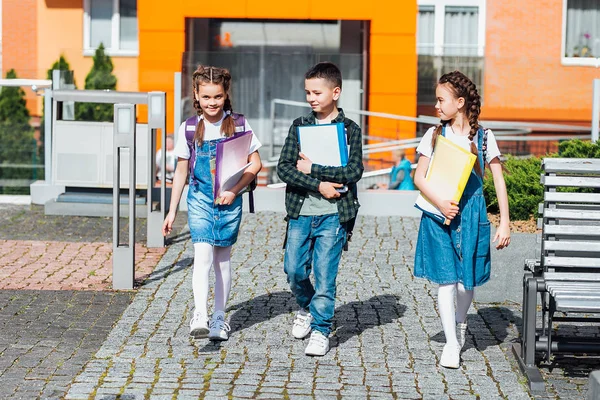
[2,0,139,117]
[484,0,600,122]
[2,0,38,113]
[137,0,418,138]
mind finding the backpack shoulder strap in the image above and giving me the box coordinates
[185,116,198,143]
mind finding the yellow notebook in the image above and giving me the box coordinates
[414,135,477,225]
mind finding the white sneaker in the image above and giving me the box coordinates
[292,310,313,339]
[208,311,231,341]
[305,331,329,356]
[189,311,209,338]
[440,343,461,369]
[457,322,468,349]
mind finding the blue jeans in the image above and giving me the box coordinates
[284,214,347,336]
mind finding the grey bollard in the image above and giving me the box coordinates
[146,91,166,248]
[112,103,137,290]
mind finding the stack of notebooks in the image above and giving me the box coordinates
[414,135,477,225]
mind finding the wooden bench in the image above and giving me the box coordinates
[513,158,600,392]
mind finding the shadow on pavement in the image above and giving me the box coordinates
[429,306,523,352]
[139,257,193,286]
[332,294,406,347]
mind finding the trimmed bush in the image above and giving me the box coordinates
[0,69,37,194]
[75,44,117,122]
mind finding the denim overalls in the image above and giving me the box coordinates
[414,127,492,290]
[187,139,243,247]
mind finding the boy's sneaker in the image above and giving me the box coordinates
[440,343,461,369]
[292,310,313,339]
[305,331,329,356]
[208,311,231,341]
[189,311,209,338]
[457,322,468,349]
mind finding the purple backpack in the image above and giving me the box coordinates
[184,113,256,213]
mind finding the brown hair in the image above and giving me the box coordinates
[192,65,235,144]
[431,70,483,176]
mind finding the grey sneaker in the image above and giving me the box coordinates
[292,310,313,339]
[304,331,329,356]
[189,311,209,338]
[208,311,231,341]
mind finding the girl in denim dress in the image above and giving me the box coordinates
[163,65,262,341]
[414,71,511,369]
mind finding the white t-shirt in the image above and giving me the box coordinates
[173,114,262,159]
[416,126,501,163]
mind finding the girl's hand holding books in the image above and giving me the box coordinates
[493,224,511,250]
[438,200,459,220]
[216,191,236,206]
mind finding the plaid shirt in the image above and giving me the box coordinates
[277,109,364,223]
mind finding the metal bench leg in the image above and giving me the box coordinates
[523,276,538,366]
[547,296,556,363]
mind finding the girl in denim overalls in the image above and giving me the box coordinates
[414,71,511,369]
[163,65,262,341]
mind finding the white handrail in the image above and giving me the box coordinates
[0,79,52,92]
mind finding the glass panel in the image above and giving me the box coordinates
[417,6,435,55]
[90,0,113,49]
[119,0,138,50]
[565,0,600,57]
[444,6,478,56]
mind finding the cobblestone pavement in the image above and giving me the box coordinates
[0,290,133,400]
[63,212,544,400]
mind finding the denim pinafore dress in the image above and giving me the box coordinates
[414,127,491,290]
[187,139,243,247]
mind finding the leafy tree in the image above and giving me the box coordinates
[0,69,37,194]
[75,43,117,121]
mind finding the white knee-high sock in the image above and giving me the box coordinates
[438,283,458,346]
[213,246,232,314]
[192,242,214,316]
[455,282,474,324]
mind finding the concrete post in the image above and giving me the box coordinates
[112,103,137,290]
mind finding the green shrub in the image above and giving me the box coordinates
[483,139,600,220]
[558,139,600,158]
[75,44,117,122]
[484,155,544,220]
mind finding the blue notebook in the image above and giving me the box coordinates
[297,123,348,167]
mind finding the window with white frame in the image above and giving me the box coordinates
[83,0,138,56]
[417,0,485,57]
[563,0,600,65]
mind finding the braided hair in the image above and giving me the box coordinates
[431,70,483,176]
[191,65,236,145]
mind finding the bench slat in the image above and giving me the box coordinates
[554,298,600,312]
[544,225,600,237]
[545,192,600,204]
[545,272,600,281]
[544,241,600,252]
[545,257,600,268]
[543,158,600,173]
[542,176,600,188]
[544,208,600,221]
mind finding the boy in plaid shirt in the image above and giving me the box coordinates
[277,62,363,356]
